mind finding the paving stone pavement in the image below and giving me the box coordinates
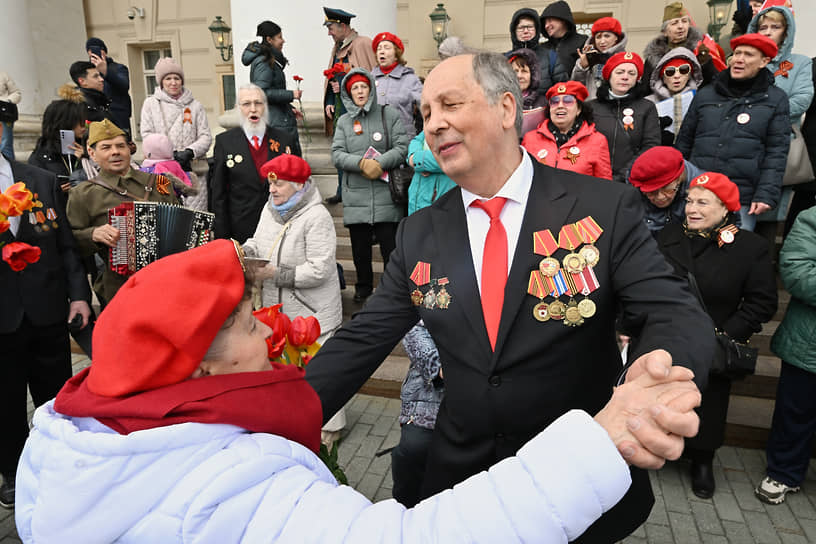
[3,355,816,543]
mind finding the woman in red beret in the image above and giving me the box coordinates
[370,32,424,140]
[572,16,628,101]
[586,51,661,183]
[657,172,777,499]
[12,238,702,542]
[521,81,612,179]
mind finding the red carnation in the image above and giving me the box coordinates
[293,75,303,82]
[2,241,42,271]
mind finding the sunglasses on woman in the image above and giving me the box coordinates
[549,95,576,107]
[663,64,691,77]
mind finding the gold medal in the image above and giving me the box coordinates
[564,300,584,327]
[411,289,423,306]
[533,301,550,322]
[578,298,596,318]
[538,256,560,277]
[548,299,566,320]
[436,286,452,309]
[562,252,586,274]
[579,245,600,268]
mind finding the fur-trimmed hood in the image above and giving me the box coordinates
[643,25,704,70]
[648,47,703,100]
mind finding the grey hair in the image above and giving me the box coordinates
[438,36,470,60]
[471,52,523,137]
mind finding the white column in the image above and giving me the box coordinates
[0,0,41,114]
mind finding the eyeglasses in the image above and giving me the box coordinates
[516,24,536,32]
[663,64,691,77]
[239,100,265,108]
[549,95,576,107]
[645,182,681,197]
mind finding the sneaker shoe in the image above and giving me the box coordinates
[755,475,800,505]
[0,475,14,509]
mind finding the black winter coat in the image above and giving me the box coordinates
[537,1,587,91]
[675,69,791,207]
[102,58,132,133]
[588,84,661,183]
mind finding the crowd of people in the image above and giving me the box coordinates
[1,0,815,541]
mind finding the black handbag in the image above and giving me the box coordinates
[381,106,413,206]
[687,272,757,379]
[0,100,18,123]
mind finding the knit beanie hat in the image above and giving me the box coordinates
[142,133,175,163]
[257,20,282,39]
[155,57,185,86]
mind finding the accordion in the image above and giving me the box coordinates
[108,201,215,276]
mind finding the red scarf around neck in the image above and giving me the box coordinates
[55,364,322,453]
[380,62,398,75]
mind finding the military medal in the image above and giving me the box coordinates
[533,229,560,277]
[576,216,603,268]
[533,301,550,322]
[548,299,566,320]
[410,261,435,308]
[423,283,437,309]
[564,299,584,327]
[717,224,738,247]
[528,270,551,322]
[411,289,423,306]
[578,298,597,318]
[436,277,452,309]
[46,208,59,229]
[566,146,580,165]
[559,224,585,273]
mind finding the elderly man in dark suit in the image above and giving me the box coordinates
[306,52,714,543]
[0,121,91,509]
[210,83,299,243]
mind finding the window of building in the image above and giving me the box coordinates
[143,47,172,96]
[222,74,236,111]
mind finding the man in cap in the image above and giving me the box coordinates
[307,52,714,543]
[676,33,790,231]
[210,84,298,244]
[85,38,132,133]
[0,114,91,509]
[628,146,703,235]
[323,7,377,204]
[66,119,178,304]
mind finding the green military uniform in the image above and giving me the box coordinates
[67,168,178,302]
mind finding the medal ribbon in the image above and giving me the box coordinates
[717,224,738,248]
[569,272,586,296]
[563,271,580,297]
[558,224,582,251]
[527,271,547,299]
[543,274,556,297]
[410,262,431,286]
[552,271,568,297]
[576,216,603,244]
[566,149,580,165]
[580,266,600,295]
[533,229,559,257]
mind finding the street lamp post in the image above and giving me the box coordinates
[429,3,450,48]
[706,0,734,42]
[208,15,233,62]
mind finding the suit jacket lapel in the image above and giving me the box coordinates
[492,161,577,366]
[430,189,493,356]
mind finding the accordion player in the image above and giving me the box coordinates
[108,201,215,276]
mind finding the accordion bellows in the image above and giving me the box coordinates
[108,202,215,276]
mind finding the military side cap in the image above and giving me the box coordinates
[88,118,126,147]
[323,7,355,26]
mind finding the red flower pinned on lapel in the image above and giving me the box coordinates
[2,241,42,271]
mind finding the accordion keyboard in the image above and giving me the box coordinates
[110,214,129,266]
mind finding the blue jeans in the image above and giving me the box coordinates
[738,205,756,231]
[0,122,14,160]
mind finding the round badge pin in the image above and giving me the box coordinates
[537,149,548,159]
[623,115,634,125]
[372,132,383,142]
[623,108,634,116]
[234,155,243,163]
[720,230,735,244]
[569,146,580,155]
[226,159,235,168]
[737,113,750,125]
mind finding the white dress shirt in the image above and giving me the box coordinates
[0,154,19,236]
[460,149,533,294]
[243,125,266,147]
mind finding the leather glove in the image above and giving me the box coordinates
[359,158,383,180]
[696,43,711,66]
[173,148,195,171]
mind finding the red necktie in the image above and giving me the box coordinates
[252,135,260,150]
[470,197,508,351]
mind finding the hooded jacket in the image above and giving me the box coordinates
[371,63,424,140]
[331,68,408,225]
[675,68,790,207]
[242,41,299,133]
[647,47,703,102]
[508,48,548,110]
[243,183,342,344]
[642,25,718,92]
[140,87,212,159]
[571,33,629,101]
[522,119,612,180]
[407,131,457,215]
[747,6,813,126]
[15,402,631,543]
[507,8,543,53]
[538,1,588,92]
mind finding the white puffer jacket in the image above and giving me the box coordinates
[243,183,342,343]
[140,88,212,158]
[16,404,630,543]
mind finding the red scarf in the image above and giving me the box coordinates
[55,364,322,453]
[380,62,398,75]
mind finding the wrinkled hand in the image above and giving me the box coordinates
[173,148,195,171]
[68,300,92,329]
[325,104,335,119]
[92,224,120,248]
[596,361,701,469]
[255,263,276,281]
[749,201,771,215]
[359,158,383,180]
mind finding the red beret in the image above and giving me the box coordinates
[372,32,404,54]
[661,57,692,76]
[545,81,589,102]
[591,17,623,38]
[261,154,311,184]
[87,239,246,397]
[602,51,644,81]
[344,73,370,94]
[730,33,778,59]
[629,147,686,193]
[689,172,741,212]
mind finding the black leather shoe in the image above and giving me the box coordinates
[0,475,14,509]
[325,195,342,205]
[353,288,372,303]
[691,461,715,499]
